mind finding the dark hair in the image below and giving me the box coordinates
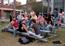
[31,19,36,23]
[13,17,16,19]
[52,14,54,17]
[13,17,15,18]
[22,14,24,17]
[60,9,63,13]
[54,8,58,11]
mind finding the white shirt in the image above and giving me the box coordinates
[17,15,22,20]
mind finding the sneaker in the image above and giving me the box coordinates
[36,34,43,39]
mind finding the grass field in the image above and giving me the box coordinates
[57,28,65,43]
[0,22,9,31]
[0,22,65,46]
[0,22,9,27]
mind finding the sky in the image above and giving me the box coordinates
[16,0,42,4]
[16,0,27,5]
[4,0,27,5]
[4,0,13,4]
[4,0,42,5]
[36,0,42,2]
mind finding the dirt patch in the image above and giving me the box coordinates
[0,32,52,46]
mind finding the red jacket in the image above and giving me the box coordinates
[11,20,18,29]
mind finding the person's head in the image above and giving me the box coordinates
[12,17,16,21]
[48,21,54,26]
[30,11,36,16]
[36,19,40,24]
[54,8,58,11]
[62,12,64,15]
[22,14,25,17]
[31,19,36,24]
[47,21,51,24]
[52,14,54,17]
[38,14,42,17]
[60,9,63,13]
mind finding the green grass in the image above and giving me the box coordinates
[0,22,9,39]
[0,22,8,27]
[0,22,65,44]
[0,22,9,32]
[57,28,65,43]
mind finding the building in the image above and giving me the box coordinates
[0,0,16,19]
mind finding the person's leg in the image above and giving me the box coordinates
[8,28,14,32]
[8,28,17,37]
[28,31,43,38]
[13,28,17,37]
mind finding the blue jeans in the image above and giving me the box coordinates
[8,28,17,37]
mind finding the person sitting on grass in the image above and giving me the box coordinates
[11,17,19,29]
[30,11,37,20]
[21,20,29,32]
[31,19,41,35]
[24,19,42,38]
[8,17,19,37]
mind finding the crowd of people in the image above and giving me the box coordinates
[6,9,64,43]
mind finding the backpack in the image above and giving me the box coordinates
[18,36,30,44]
